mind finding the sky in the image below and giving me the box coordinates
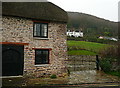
[48,0,120,22]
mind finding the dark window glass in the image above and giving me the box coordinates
[35,49,49,65]
[34,23,48,38]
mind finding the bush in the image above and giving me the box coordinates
[50,74,57,79]
[99,45,120,72]
[99,46,119,59]
[67,36,84,41]
[99,58,112,72]
[105,71,120,77]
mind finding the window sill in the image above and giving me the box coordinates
[34,64,49,67]
[33,37,50,40]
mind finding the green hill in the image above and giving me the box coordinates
[67,12,118,38]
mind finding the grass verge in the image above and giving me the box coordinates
[105,71,120,77]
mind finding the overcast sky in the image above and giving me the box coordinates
[48,0,120,22]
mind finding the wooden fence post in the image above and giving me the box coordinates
[96,55,99,70]
[74,58,75,71]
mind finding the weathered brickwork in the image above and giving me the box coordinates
[2,16,68,77]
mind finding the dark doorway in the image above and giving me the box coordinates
[2,44,24,76]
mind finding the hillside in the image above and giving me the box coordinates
[67,12,118,38]
[67,40,110,55]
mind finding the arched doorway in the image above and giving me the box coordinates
[2,44,24,76]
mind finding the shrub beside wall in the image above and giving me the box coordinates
[99,45,120,72]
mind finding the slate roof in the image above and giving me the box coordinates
[2,2,68,22]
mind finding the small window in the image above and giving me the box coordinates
[35,49,49,65]
[34,22,48,38]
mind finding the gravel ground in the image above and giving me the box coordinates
[68,70,120,84]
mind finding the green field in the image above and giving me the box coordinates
[67,41,110,55]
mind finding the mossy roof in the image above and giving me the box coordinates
[2,2,68,22]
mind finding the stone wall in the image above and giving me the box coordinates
[2,16,68,77]
[68,55,97,71]
[68,55,120,71]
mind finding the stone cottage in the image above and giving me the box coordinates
[1,2,68,77]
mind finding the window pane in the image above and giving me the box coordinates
[36,50,42,55]
[35,49,49,64]
[42,50,49,63]
[34,22,48,38]
[34,23,41,36]
[34,24,37,36]
[41,24,44,36]
[36,24,41,36]
[41,24,47,37]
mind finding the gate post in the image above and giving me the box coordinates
[74,58,75,71]
[96,55,99,70]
